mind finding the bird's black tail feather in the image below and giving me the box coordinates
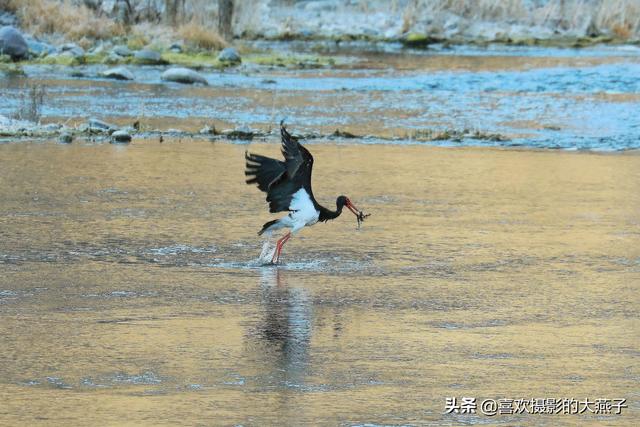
[258,219,279,236]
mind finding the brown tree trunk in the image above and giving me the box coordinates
[218,0,234,40]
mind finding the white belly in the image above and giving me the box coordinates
[288,188,320,230]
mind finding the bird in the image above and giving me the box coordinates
[245,122,364,264]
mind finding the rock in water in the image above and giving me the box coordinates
[111,130,132,143]
[222,125,255,140]
[161,67,208,85]
[81,118,117,134]
[100,66,134,80]
[134,49,163,64]
[217,47,241,64]
[199,124,216,135]
[42,123,61,132]
[0,26,28,60]
[58,132,73,144]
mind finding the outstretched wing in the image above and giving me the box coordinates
[245,152,285,193]
[280,121,314,181]
[245,122,315,213]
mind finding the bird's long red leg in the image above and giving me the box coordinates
[272,232,291,264]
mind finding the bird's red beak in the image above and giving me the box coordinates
[346,200,360,216]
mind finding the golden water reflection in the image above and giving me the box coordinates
[0,139,638,425]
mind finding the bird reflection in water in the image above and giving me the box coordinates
[251,267,313,387]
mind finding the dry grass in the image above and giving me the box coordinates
[4,0,225,49]
[592,0,640,38]
[8,0,124,41]
[411,0,640,39]
[178,20,227,50]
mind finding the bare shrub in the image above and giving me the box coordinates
[9,0,125,41]
[11,83,47,123]
[593,0,640,38]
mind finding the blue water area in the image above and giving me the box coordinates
[1,46,639,150]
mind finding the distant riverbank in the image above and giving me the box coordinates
[2,40,640,151]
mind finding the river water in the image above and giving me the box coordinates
[0,139,638,425]
[2,44,640,150]
[1,44,639,425]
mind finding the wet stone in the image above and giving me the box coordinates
[161,67,208,85]
[90,42,107,55]
[218,47,241,64]
[58,132,73,144]
[24,35,56,57]
[111,130,132,143]
[222,125,255,140]
[81,118,116,134]
[112,45,133,57]
[42,123,61,132]
[199,125,216,135]
[102,52,123,64]
[0,12,17,27]
[100,66,134,81]
[60,43,85,58]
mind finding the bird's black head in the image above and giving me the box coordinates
[337,195,360,216]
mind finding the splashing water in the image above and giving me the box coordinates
[258,240,276,265]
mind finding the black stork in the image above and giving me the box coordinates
[245,122,366,264]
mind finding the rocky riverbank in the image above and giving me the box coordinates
[2,2,640,152]
[0,113,514,148]
[5,1,639,47]
[2,0,639,71]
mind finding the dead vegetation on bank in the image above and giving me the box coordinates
[2,0,125,41]
[178,20,227,51]
[404,0,640,40]
[1,0,638,46]
[1,0,226,48]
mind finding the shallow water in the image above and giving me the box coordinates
[0,139,638,425]
[2,45,640,150]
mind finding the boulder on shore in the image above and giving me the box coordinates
[60,43,85,58]
[24,35,56,57]
[161,67,208,85]
[217,47,241,64]
[0,26,28,60]
[134,48,164,64]
[102,52,123,64]
[112,45,132,57]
